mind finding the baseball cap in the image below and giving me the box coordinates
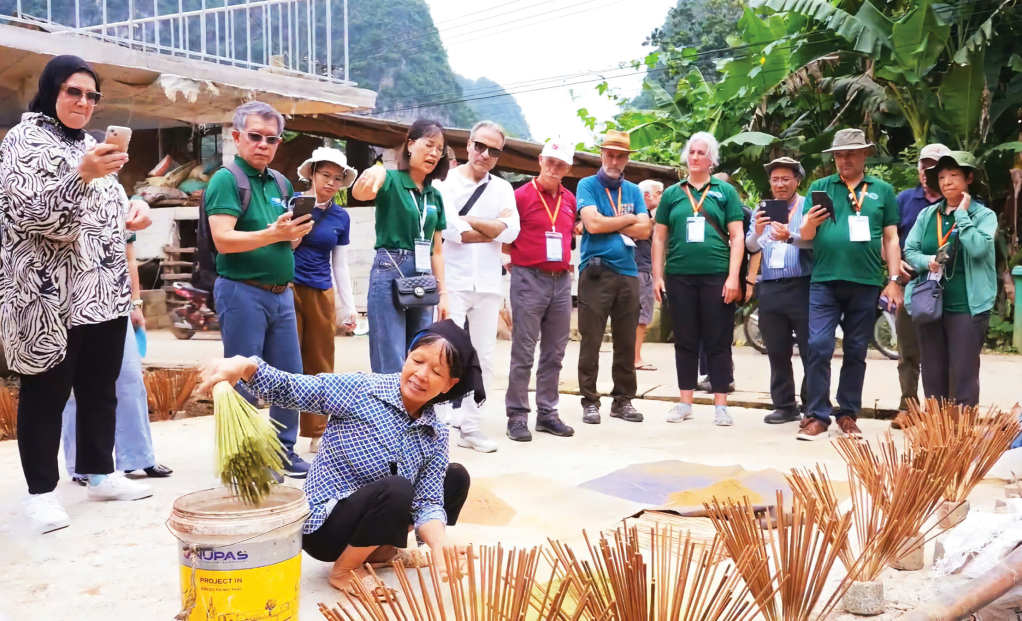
[919,143,951,163]
[540,137,574,166]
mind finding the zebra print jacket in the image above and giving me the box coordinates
[0,112,132,375]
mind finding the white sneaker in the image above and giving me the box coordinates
[457,430,497,453]
[24,492,69,534]
[714,408,734,427]
[86,473,153,501]
[309,437,320,453]
[667,405,694,423]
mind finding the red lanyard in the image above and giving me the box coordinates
[682,183,712,216]
[532,180,562,230]
[604,187,623,215]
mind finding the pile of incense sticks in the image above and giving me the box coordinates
[213,381,286,505]
[707,492,853,621]
[144,367,199,421]
[900,398,1020,502]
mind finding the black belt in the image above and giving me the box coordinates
[238,279,291,294]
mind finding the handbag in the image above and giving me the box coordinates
[910,278,943,325]
[382,248,439,309]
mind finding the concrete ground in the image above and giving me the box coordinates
[0,331,1018,620]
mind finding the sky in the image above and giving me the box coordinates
[423,0,678,146]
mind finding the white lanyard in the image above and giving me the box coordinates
[409,190,429,239]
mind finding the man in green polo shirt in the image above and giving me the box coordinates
[206,101,314,477]
[797,128,903,441]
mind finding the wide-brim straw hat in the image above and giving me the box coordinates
[924,151,985,197]
[823,128,874,153]
[763,156,805,179]
[599,129,638,153]
[297,147,357,188]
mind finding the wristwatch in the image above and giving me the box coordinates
[888,275,901,284]
[784,237,794,244]
[132,299,144,310]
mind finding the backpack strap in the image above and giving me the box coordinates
[267,168,289,201]
[223,161,253,214]
[699,205,732,247]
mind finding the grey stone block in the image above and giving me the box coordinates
[843,581,885,616]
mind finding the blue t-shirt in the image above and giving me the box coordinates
[577,176,648,277]
[293,198,351,290]
[897,185,940,249]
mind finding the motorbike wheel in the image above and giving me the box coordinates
[744,307,768,354]
[170,324,196,340]
[871,311,899,360]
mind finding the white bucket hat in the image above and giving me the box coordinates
[297,147,357,188]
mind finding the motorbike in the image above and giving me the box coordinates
[743,299,899,360]
[169,282,219,340]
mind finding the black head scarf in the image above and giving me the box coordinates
[410,319,485,406]
[29,55,101,142]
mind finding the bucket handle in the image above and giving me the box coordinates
[167,505,310,621]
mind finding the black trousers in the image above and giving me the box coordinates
[302,463,471,563]
[758,277,810,414]
[665,274,735,393]
[918,312,989,407]
[19,316,128,494]
[577,262,640,408]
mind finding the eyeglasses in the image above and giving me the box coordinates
[244,132,282,145]
[61,84,103,105]
[314,169,349,184]
[471,141,503,159]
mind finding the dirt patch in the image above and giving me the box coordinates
[459,478,517,526]
[667,478,764,507]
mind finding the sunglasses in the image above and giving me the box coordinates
[61,84,103,105]
[243,131,282,145]
[471,141,503,159]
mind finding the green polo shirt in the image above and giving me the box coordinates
[373,169,446,252]
[805,174,899,286]
[656,177,744,275]
[920,209,970,314]
[205,156,295,286]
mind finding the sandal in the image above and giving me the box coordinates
[370,547,429,569]
[346,573,396,603]
[635,363,658,371]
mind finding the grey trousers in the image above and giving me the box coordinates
[918,312,989,407]
[505,267,573,421]
[895,302,922,410]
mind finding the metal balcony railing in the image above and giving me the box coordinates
[0,0,352,85]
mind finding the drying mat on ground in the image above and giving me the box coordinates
[580,460,796,515]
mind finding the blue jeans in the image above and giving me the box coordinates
[367,249,434,374]
[61,324,154,475]
[806,281,880,425]
[214,278,303,455]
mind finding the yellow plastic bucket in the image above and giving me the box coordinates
[168,487,310,621]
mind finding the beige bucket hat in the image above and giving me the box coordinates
[823,128,874,153]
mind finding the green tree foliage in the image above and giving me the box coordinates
[456,75,532,139]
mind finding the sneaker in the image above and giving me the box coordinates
[458,430,498,453]
[309,437,321,453]
[890,411,911,430]
[283,454,311,479]
[764,409,801,424]
[87,474,153,501]
[506,419,533,442]
[834,415,862,438]
[536,416,574,437]
[714,407,733,427]
[582,405,601,425]
[142,464,173,478]
[71,475,87,487]
[24,492,69,534]
[610,402,644,423]
[666,404,694,423]
[796,417,829,441]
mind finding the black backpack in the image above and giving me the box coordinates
[192,162,288,294]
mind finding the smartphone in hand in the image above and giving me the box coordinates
[289,195,316,220]
[762,199,789,225]
[105,126,132,152]
[811,191,835,220]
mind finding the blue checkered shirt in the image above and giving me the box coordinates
[241,359,450,534]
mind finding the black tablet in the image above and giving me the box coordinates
[762,199,789,225]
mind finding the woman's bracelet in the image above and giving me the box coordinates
[438,290,448,296]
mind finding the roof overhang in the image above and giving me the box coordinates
[0,24,376,127]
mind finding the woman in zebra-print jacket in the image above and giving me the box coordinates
[0,55,153,533]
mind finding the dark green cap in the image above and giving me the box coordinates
[924,151,983,195]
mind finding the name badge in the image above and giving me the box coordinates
[545,231,563,262]
[769,245,787,269]
[414,239,432,273]
[848,215,871,242]
[620,233,636,247]
[687,216,705,243]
